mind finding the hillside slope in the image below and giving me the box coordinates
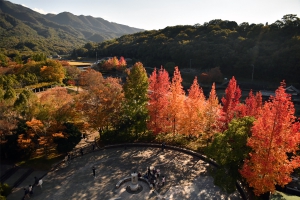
[0,0,143,55]
[84,16,300,84]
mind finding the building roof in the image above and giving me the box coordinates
[285,85,300,95]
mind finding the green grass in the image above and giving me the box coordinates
[271,191,300,200]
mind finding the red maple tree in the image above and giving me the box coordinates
[221,76,242,130]
[147,67,170,134]
[240,81,300,196]
[244,90,262,118]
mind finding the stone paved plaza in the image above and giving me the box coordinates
[7,146,242,200]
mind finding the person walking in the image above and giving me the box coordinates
[28,185,33,196]
[67,152,71,163]
[23,188,30,199]
[162,176,165,186]
[152,167,156,176]
[92,144,95,151]
[147,167,151,177]
[156,168,160,178]
[37,179,43,189]
[80,148,83,156]
[92,166,96,178]
[153,180,156,190]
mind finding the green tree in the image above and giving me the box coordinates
[40,60,66,83]
[31,53,47,61]
[123,62,149,137]
[18,73,38,87]
[0,53,9,67]
[0,75,19,90]
[14,89,39,121]
[206,116,255,193]
[3,86,16,100]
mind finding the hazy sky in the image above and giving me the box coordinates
[7,0,300,30]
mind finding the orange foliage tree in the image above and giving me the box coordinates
[118,56,127,70]
[221,76,242,131]
[39,60,65,83]
[147,67,170,134]
[167,66,185,135]
[181,77,206,137]
[101,56,127,71]
[240,82,300,196]
[23,119,51,157]
[76,69,124,132]
[78,68,104,88]
[39,87,74,126]
[244,90,262,118]
[203,83,222,144]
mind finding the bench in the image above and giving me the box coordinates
[115,177,152,189]
[115,177,131,188]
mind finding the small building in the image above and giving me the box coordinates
[261,85,300,103]
[285,85,300,96]
[286,85,300,104]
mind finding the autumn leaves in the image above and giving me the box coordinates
[149,70,300,196]
[1,60,299,196]
[148,66,221,139]
[239,82,300,195]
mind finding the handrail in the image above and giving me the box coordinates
[44,141,249,199]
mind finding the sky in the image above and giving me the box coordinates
[7,0,300,30]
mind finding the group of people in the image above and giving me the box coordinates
[143,167,165,190]
[22,177,43,200]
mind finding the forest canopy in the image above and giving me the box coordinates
[72,14,300,85]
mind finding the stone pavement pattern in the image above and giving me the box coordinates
[7,147,242,200]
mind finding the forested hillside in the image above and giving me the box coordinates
[77,14,300,85]
[0,0,143,56]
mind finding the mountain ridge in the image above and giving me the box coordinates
[0,0,143,55]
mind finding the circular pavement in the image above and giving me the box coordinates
[18,147,242,200]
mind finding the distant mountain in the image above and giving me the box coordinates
[0,0,143,55]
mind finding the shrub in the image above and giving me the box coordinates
[100,129,135,144]
[0,183,12,198]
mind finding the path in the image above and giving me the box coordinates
[7,146,242,200]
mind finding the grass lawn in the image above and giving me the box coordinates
[271,191,300,200]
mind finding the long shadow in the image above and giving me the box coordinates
[31,143,246,200]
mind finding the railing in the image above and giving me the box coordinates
[44,141,249,200]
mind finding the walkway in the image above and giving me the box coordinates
[7,146,242,200]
